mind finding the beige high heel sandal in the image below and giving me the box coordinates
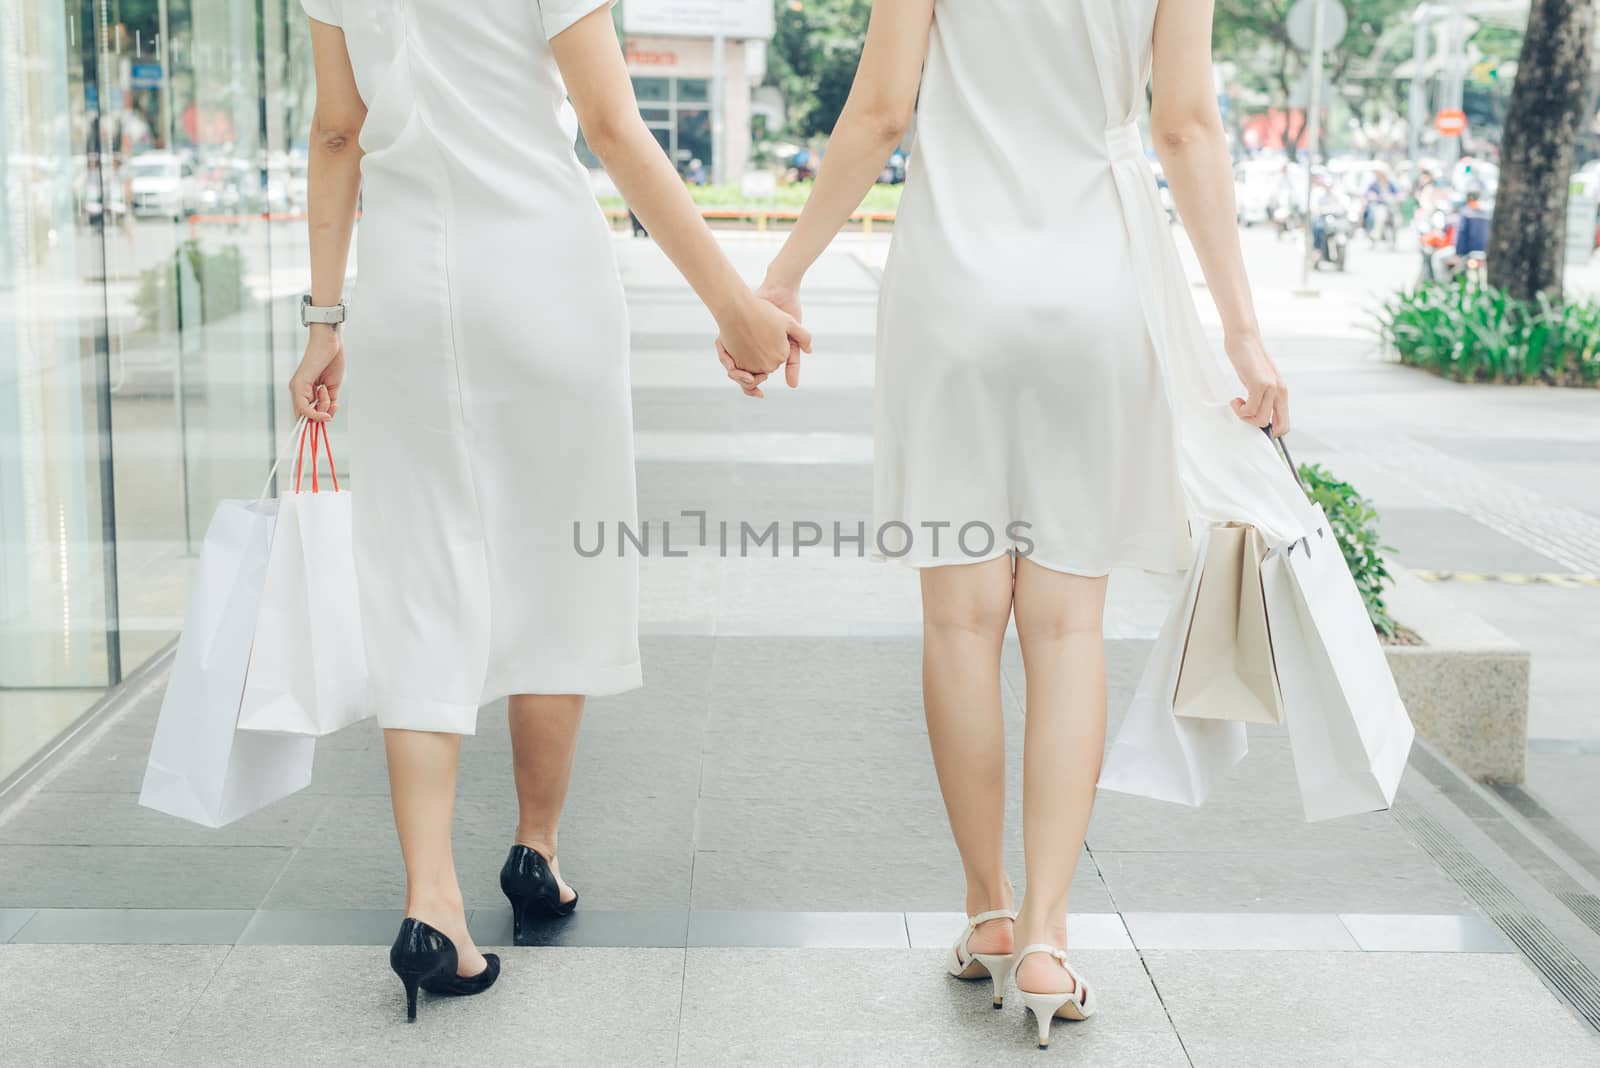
[944,908,1017,1007]
[1012,944,1094,1047]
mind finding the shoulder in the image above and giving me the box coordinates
[300,0,340,27]
[538,0,618,42]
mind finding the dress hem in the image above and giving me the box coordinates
[370,661,643,735]
[870,547,1188,579]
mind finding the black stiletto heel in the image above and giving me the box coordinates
[389,917,500,1022]
[500,844,578,945]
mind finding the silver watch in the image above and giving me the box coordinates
[301,294,346,326]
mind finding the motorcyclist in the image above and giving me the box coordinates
[1310,172,1346,257]
[1364,167,1399,235]
[1430,183,1492,283]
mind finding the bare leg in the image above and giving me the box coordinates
[384,728,488,976]
[921,556,1018,956]
[1010,558,1108,994]
[507,694,585,903]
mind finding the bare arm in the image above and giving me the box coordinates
[288,17,367,423]
[764,0,933,298]
[551,8,807,376]
[1151,0,1289,435]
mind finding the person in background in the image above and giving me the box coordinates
[1363,167,1398,235]
[1431,182,1491,282]
[685,157,707,185]
[1310,171,1345,256]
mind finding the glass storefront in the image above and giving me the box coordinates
[0,0,317,783]
[633,76,712,178]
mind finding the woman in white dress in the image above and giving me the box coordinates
[289,0,807,1020]
[735,0,1291,1043]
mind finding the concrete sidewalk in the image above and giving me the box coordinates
[3,231,1599,1066]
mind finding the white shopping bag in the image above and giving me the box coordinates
[1262,506,1415,822]
[238,421,369,737]
[139,496,315,828]
[1098,527,1251,807]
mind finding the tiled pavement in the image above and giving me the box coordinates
[3,231,1600,1065]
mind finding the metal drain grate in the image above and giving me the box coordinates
[1395,804,1600,1033]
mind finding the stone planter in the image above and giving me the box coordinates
[1383,567,1531,784]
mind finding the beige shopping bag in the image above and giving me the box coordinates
[1172,524,1283,725]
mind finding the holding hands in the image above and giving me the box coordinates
[716,271,807,399]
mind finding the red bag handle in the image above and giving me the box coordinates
[293,420,341,494]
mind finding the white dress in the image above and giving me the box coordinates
[878,0,1193,574]
[301,0,640,734]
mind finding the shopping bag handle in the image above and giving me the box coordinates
[292,420,341,494]
[257,416,309,501]
[1263,426,1307,494]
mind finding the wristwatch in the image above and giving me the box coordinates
[301,294,346,327]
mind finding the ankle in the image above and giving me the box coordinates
[406,885,466,919]
[1015,912,1068,949]
[514,829,558,858]
[964,876,1015,919]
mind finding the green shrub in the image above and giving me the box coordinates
[1297,463,1397,638]
[133,240,253,335]
[1376,278,1600,387]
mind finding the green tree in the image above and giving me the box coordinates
[766,0,871,139]
[1215,0,1413,159]
[1488,0,1597,301]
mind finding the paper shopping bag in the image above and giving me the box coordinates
[139,499,316,828]
[1262,507,1415,822]
[1173,524,1282,725]
[1098,528,1250,807]
[238,422,369,737]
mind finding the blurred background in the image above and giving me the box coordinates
[0,0,1592,782]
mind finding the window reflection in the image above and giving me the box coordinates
[0,0,318,783]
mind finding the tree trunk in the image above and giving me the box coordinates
[1486,0,1596,301]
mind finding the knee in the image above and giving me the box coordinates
[1014,602,1101,645]
[923,586,1012,641]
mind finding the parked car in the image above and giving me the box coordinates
[126,152,194,220]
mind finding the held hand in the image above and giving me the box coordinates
[1225,332,1290,437]
[289,325,344,423]
[715,290,811,378]
[756,276,805,390]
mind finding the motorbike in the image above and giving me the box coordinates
[1313,211,1352,272]
[1367,197,1400,248]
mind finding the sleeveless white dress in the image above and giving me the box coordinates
[301,0,639,734]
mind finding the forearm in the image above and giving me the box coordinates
[306,135,362,307]
[1155,120,1260,339]
[591,118,747,317]
[768,113,902,287]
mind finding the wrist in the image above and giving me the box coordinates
[308,322,341,340]
[763,258,804,293]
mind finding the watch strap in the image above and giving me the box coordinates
[301,294,346,326]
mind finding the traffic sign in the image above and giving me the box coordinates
[1287,0,1348,52]
[1436,109,1468,137]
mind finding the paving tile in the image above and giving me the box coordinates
[678,947,1181,1063]
[11,908,251,944]
[261,843,693,912]
[0,790,327,847]
[238,909,408,946]
[470,908,689,948]
[905,911,1133,951]
[1338,913,1512,953]
[161,946,683,1065]
[0,908,35,942]
[0,845,291,909]
[1093,846,1474,914]
[0,943,230,1066]
[692,844,1113,913]
[687,911,909,948]
[1145,950,1600,1067]
[1123,912,1360,951]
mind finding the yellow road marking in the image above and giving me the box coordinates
[1411,570,1600,588]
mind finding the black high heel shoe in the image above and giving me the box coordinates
[389,917,500,1022]
[500,844,578,944]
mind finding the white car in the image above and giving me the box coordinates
[126,153,194,220]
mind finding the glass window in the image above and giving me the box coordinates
[632,77,670,104]
[0,0,316,784]
[677,79,710,104]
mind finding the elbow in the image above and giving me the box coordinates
[1150,110,1224,157]
[581,107,642,164]
[312,109,366,155]
[853,101,913,148]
